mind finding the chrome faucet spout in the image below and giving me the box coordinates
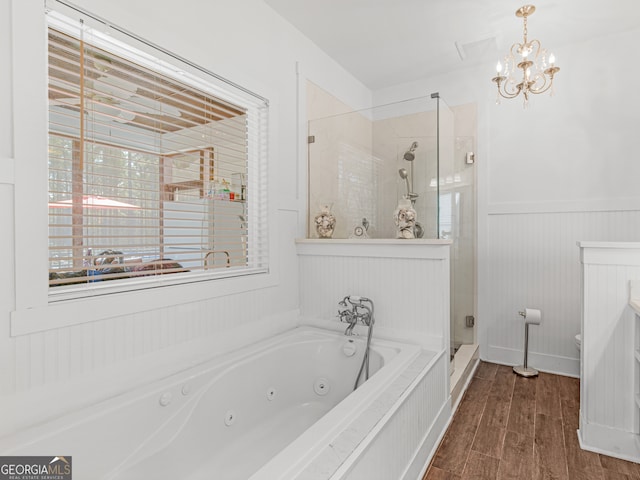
[345,320,357,336]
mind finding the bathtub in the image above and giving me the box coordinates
[1,326,430,480]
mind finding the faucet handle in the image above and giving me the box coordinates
[337,309,350,323]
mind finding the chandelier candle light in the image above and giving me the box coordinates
[492,4,560,107]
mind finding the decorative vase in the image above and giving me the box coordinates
[314,204,336,239]
[393,198,416,239]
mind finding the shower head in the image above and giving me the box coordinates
[403,141,419,161]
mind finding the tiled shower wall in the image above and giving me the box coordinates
[307,83,477,351]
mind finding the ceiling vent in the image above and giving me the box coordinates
[455,35,500,62]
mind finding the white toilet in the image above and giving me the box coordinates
[574,333,582,351]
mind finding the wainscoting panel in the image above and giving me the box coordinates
[297,240,451,350]
[339,353,449,480]
[484,210,640,376]
[578,242,640,462]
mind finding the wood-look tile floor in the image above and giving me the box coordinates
[423,361,640,480]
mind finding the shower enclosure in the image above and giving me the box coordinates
[306,87,476,371]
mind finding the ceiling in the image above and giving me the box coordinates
[264,0,640,90]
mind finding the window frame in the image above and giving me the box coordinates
[10,2,277,336]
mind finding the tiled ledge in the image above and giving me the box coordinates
[296,238,452,245]
[295,238,452,260]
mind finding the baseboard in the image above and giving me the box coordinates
[487,345,579,378]
[578,421,640,464]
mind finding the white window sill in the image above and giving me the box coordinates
[10,270,276,337]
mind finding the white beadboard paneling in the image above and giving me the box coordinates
[579,242,640,461]
[335,354,449,480]
[583,264,639,431]
[28,333,45,390]
[297,240,451,350]
[484,210,640,376]
[56,327,70,384]
[42,329,58,386]
[14,336,29,393]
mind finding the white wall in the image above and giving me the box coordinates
[374,27,640,376]
[0,0,372,435]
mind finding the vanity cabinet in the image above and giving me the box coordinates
[578,242,640,463]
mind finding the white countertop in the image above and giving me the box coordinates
[577,241,640,249]
[296,238,452,245]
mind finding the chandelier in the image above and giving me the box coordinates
[492,5,560,107]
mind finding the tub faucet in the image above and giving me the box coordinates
[337,296,374,336]
[338,297,357,335]
[337,296,376,390]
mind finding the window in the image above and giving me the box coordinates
[46,10,268,296]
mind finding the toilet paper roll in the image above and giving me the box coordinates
[524,308,542,325]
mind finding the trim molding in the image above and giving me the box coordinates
[487,345,579,378]
[579,242,640,266]
[295,238,451,260]
[11,271,278,336]
[578,418,640,464]
[488,198,640,215]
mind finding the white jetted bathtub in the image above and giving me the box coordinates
[1,326,432,480]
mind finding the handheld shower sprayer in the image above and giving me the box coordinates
[398,168,411,198]
[399,141,419,202]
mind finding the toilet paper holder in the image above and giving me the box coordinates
[513,308,542,378]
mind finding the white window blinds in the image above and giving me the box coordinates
[47,9,268,293]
